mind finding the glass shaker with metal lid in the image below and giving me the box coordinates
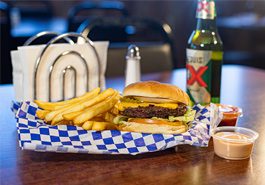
[125,45,141,87]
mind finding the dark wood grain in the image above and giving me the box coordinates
[1,65,265,185]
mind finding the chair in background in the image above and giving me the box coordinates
[10,0,53,19]
[77,17,176,77]
[8,1,56,57]
[218,14,265,69]
[67,1,128,32]
[0,1,12,84]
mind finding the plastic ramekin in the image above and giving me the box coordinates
[210,126,258,160]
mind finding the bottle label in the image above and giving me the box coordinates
[186,49,212,104]
[196,0,215,20]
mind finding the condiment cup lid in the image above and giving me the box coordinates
[210,126,259,143]
[206,104,243,119]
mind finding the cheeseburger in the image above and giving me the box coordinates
[114,81,196,135]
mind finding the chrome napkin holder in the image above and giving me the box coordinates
[24,31,101,101]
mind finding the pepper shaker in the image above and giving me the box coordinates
[125,45,141,87]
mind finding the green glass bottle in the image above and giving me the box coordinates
[186,0,223,106]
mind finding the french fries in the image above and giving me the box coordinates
[51,88,116,125]
[34,87,100,110]
[53,120,73,126]
[82,121,117,131]
[82,121,94,130]
[35,87,119,131]
[72,92,119,125]
[102,112,116,124]
[92,122,107,131]
[62,110,84,121]
[36,110,50,120]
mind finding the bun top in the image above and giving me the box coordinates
[123,81,190,106]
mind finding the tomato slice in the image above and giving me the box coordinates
[128,119,182,126]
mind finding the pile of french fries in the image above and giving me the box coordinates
[35,87,120,131]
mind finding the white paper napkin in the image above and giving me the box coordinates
[11,41,109,102]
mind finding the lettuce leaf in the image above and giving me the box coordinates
[168,108,196,123]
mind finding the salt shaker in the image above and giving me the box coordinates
[125,45,141,87]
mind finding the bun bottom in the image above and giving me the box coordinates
[117,122,188,135]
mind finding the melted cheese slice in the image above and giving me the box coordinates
[118,102,178,111]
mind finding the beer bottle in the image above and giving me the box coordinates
[186,0,223,106]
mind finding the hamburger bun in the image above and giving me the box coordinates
[114,81,195,135]
[117,121,188,135]
[123,81,190,106]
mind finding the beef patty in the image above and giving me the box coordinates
[120,104,187,118]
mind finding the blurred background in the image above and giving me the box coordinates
[1,0,265,84]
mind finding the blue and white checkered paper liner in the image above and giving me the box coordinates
[12,101,222,155]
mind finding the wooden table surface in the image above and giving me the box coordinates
[1,65,265,185]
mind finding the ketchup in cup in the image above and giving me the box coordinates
[206,104,243,127]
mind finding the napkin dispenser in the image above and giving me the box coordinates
[11,31,109,102]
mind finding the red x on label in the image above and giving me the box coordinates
[197,1,209,13]
[187,64,208,87]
